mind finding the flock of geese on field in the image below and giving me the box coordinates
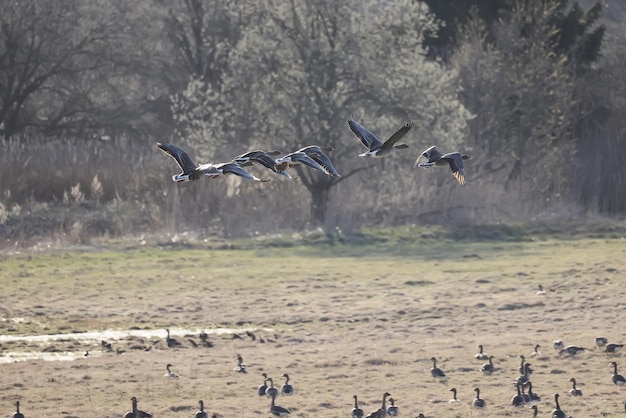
[156,118,472,186]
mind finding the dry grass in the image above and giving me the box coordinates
[1,234,626,417]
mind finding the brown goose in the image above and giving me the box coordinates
[123,397,152,418]
[265,377,279,398]
[415,145,471,184]
[164,363,179,378]
[365,392,391,418]
[480,356,495,375]
[234,354,247,373]
[257,373,269,396]
[351,395,364,418]
[605,343,624,354]
[568,377,582,396]
[475,344,489,360]
[430,357,446,378]
[298,146,340,177]
[559,345,586,356]
[233,150,289,177]
[386,397,398,416]
[595,337,608,349]
[347,119,412,157]
[611,361,626,385]
[269,392,290,416]
[12,401,25,418]
[449,387,460,403]
[280,373,294,396]
[531,344,541,357]
[194,400,208,418]
[472,387,486,408]
[551,393,566,418]
[165,329,181,348]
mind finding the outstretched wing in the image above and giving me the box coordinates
[415,145,443,167]
[299,146,340,178]
[380,121,413,150]
[217,162,268,182]
[347,119,383,150]
[442,153,466,185]
[156,142,198,174]
[233,150,278,170]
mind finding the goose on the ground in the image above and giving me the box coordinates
[386,397,398,416]
[157,142,267,182]
[611,361,626,385]
[559,345,586,356]
[415,145,471,184]
[531,344,541,357]
[351,395,364,418]
[472,387,486,408]
[13,400,24,418]
[605,343,624,354]
[164,363,179,378]
[595,337,608,349]
[511,382,524,407]
[531,404,538,417]
[551,393,567,418]
[280,373,294,395]
[416,415,425,418]
[553,340,564,350]
[480,356,495,375]
[194,400,208,418]
[518,355,527,375]
[165,329,181,348]
[449,387,460,403]
[234,354,247,373]
[475,344,489,360]
[269,392,290,416]
[430,357,446,378]
[365,392,391,418]
[568,377,582,396]
[347,119,412,158]
[123,396,153,418]
[265,377,279,398]
[515,362,532,385]
[536,284,546,295]
[525,381,541,404]
[257,373,269,396]
[297,146,341,177]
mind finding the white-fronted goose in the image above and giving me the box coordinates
[194,400,208,418]
[430,357,446,378]
[472,387,486,408]
[531,344,541,357]
[123,397,153,418]
[386,398,398,416]
[265,377,279,398]
[13,401,24,418]
[257,373,269,396]
[164,363,179,378]
[449,387,460,403]
[365,392,391,418]
[511,382,524,407]
[551,393,567,418]
[157,143,266,182]
[525,381,541,404]
[234,354,247,373]
[351,395,364,418]
[269,392,290,416]
[605,343,623,354]
[415,145,471,184]
[347,119,412,157]
[475,344,489,360]
[280,373,294,396]
[611,361,626,385]
[515,362,532,386]
[568,378,582,396]
[166,329,181,348]
[481,356,495,375]
[559,345,586,356]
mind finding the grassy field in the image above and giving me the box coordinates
[1,226,625,417]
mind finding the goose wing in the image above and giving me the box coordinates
[298,146,341,177]
[276,152,327,174]
[215,162,268,182]
[380,121,413,150]
[415,145,443,167]
[441,152,466,185]
[348,119,383,150]
[156,142,198,173]
[233,150,278,170]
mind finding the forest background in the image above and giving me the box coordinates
[1,0,625,246]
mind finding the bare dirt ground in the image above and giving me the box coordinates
[1,231,625,417]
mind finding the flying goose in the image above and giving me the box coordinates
[386,398,399,416]
[568,377,582,396]
[232,150,291,178]
[297,146,341,177]
[156,142,266,182]
[611,361,626,385]
[164,363,179,378]
[551,393,567,418]
[351,395,364,418]
[430,357,446,378]
[257,373,269,396]
[274,149,330,177]
[165,329,181,348]
[472,387,486,408]
[194,400,208,418]
[365,392,391,418]
[415,145,471,184]
[265,377,279,398]
[13,400,24,418]
[123,397,153,418]
[475,344,489,360]
[605,343,624,354]
[480,355,495,375]
[280,373,294,396]
[234,354,247,373]
[347,119,412,157]
[449,387,460,403]
[269,392,290,416]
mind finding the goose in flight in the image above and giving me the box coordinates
[415,145,471,185]
[297,146,341,177]
[274,148,332,177]
[347,119,412,157]
[156,142,266,182]
[232,150,292,177]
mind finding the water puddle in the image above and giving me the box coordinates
[0,326,274,363]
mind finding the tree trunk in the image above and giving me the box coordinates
[309,183,330,228]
